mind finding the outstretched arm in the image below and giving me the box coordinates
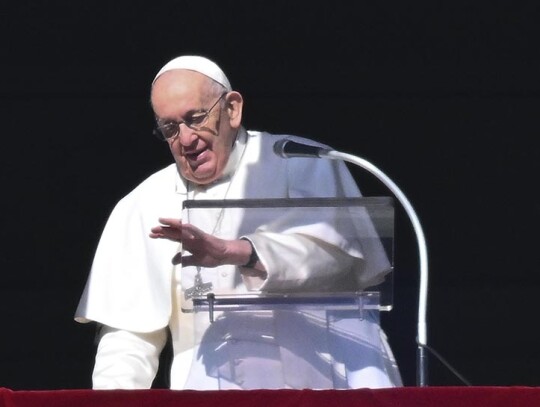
[149,218,266,278]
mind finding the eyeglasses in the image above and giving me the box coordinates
[153,92,227,141]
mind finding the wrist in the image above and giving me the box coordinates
[240,237,259,268]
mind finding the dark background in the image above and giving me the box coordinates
[1,1,538,389]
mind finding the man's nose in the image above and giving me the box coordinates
[177,124,197,146]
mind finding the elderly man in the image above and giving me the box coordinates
[75,55,402,390]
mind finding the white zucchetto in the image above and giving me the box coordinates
[153,55,232,91]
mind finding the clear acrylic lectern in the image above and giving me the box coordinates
[179,197,395,389]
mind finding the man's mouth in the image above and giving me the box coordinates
[185,151,200,161]
[184,148,208,163]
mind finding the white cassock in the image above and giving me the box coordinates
[75,128,402,389]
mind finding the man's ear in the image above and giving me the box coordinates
[225,91,243,128]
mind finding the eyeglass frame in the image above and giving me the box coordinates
[153,92,228,141]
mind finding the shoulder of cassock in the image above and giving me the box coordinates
[75,164,185,332]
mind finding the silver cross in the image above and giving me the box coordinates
[184,271,213,300]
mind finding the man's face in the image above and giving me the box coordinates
[151,70,240,185]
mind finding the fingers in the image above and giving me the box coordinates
[148,220,210,266]
[172,252,182,265]
[158,218,182,228]
[171,253,196,266]
[149,218,183,241]
[149,226,166,238]
[178,254,195,267]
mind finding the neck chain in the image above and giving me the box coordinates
[183,131,248,301]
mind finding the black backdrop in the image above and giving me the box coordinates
[1,1,538,389]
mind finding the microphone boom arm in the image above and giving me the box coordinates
[320,149,429,387]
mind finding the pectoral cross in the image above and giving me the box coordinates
[184,270,213,300]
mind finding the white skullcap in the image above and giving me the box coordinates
[152,55,232,91]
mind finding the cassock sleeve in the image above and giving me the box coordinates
[239,134,392,293]
[92,326,168,389]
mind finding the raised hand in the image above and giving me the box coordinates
[149,218,250,268]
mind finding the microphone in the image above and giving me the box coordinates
[273,139,332,158]
[274,137,432,386]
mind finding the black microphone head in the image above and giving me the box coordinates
[273,139,291,158]
[273,138,331,158]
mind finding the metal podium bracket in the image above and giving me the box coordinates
[192,291,382,324]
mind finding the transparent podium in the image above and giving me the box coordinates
[179,197,397,389]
